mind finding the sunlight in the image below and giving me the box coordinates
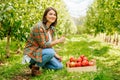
[63,0,94,18]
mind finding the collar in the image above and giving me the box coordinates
[43,24,54,30]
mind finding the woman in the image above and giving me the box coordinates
[22,7,65,76]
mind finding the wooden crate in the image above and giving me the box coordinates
[66,65,97,72]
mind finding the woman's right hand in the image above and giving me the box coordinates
[58,36,65,43]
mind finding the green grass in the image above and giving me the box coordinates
[0,34,120,80]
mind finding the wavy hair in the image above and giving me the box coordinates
[42,7,57,27]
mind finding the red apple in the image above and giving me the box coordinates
[82,60,89,66]
[83,57,88,61]
[77,57,82,62]
[80,55,85,59]
[69,62,76,67]
[77,62,82,67]
[69,56,76,62]
[75,63,78,67]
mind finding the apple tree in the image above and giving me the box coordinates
[84,0,120,44]
[0,0,75,58]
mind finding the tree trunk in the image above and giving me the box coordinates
[6,35,10,58]
[108,35,111,43]
[115,33,119,46]
[113,33,119,46]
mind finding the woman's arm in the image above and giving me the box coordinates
[32,24,65,48]
[50,36,65,46]
[54,53,62,62]
[38,35,65,48]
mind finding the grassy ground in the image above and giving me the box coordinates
[0,34,120,80]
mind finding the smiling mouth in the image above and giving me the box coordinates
[51,18,55,20]
[50,19,55,21]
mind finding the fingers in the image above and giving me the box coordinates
[59,37,65,43]
[59,57,62,62]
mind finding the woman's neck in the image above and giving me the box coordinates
[46,22,51,28]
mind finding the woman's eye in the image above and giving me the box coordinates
[49,13,53,15]
[49,13,56,16]
[53,14,56,16]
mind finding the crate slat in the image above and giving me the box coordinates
[67,65,97,72]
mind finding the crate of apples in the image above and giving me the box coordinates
[66,55,97,72]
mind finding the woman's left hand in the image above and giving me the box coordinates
[55,53,62,62]
[58,56,62,62]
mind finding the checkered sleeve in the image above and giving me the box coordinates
[32,25,51,48]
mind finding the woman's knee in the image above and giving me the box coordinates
[49,51,55,57]
[54,63,63,70]
[42,48,55,57]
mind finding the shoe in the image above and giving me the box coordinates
[31,65,41,76]
[29,63,35,69]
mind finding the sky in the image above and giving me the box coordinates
[63,0,94,18]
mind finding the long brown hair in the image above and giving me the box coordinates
[42,7,57,27]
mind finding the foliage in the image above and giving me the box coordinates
[0,0,76,57]
[85,0,120,35]
[0,0,75,41]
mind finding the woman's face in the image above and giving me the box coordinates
[46,10,56,24]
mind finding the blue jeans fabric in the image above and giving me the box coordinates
[30,48,63,70]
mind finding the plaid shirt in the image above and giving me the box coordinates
[23,22,55,62]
